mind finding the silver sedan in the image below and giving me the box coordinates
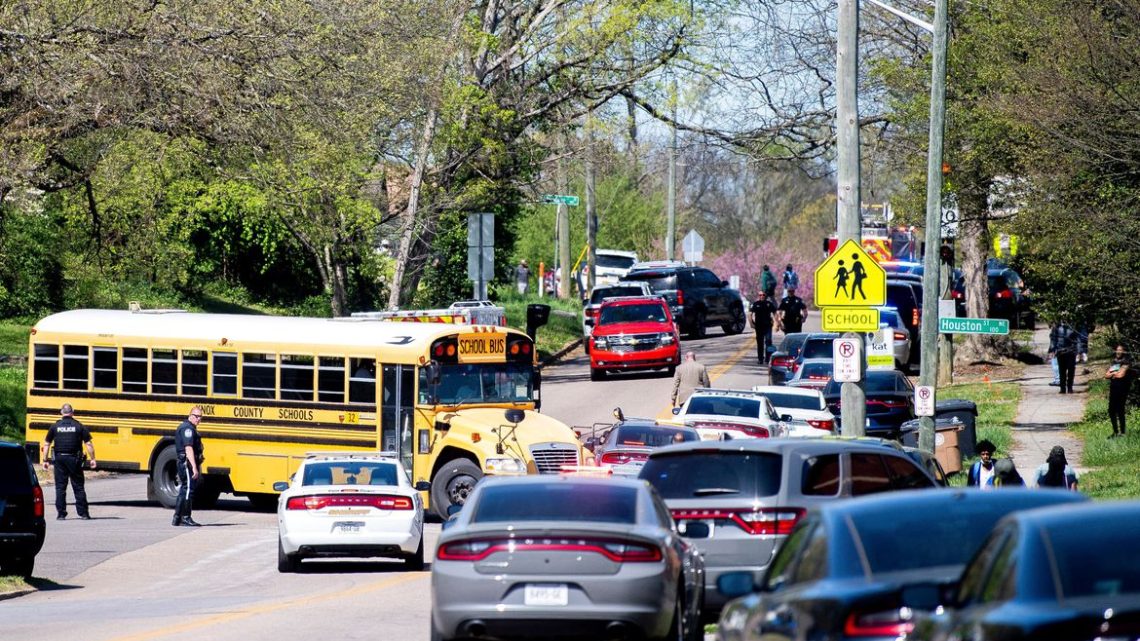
[431,475,706,641]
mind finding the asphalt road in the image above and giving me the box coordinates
[2,320,820,641]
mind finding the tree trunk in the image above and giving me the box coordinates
[388,109,439,309]
[325,243,348,317]
[957,179,999,362]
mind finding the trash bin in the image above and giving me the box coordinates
[936,399,978,458]
[933,423,963,475]
[899,417,961,448]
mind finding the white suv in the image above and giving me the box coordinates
[581,249,639,287]
[581,281,654,343]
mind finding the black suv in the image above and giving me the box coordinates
[623,262,747,338]
[0,441,46,578]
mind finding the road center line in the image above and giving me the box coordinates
[109,572,425,641]
[656,335,755,420]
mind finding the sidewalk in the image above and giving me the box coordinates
[1007,327,1089,483]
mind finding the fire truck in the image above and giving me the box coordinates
[350,300,507,326]
[824,204,920,263]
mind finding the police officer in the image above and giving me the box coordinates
[777,287,809,334]
[172,406,205,527]
[40,403,95,520]
[749,291,778,363]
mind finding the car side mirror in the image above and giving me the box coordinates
[716,571,757,599]
[671,407,681,415]
[272,481,289,492]
[414,481,431,492]
[781,414,793,422]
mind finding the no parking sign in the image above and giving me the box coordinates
[915,385,935,416]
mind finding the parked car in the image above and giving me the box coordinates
[910,500,1140,641]
[623,263,747,338]
[639,438,938,614]
[768,333,809,386]
[274,451,429,573]
[887,279,923,365]
[793,333,841,368]
[589,296,681,380]
[0,441,46,578]
[431,475,706,641]
[714,489,1089,641]
[580,249,639,288]
[822,370,916,439]
[582,281,654,348]
[951,267,1035,329]
[784,358,834,391]
[590,419,700,477]
[669,388,787,440]
[749,385,836,436]
[873,306,912,370]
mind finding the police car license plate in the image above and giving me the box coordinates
[333,521,364,533]
[524,584,568,607]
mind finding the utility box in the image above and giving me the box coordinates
[936,399,978,458]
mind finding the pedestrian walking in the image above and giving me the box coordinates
[515,259,530,296]
[672,351,710,407]
[993,458,1026,487]
[781,264,799,299]
[759,265,777,300]
[966,439,998,489]
[40,403,95,520]
[749,291,778,364]
[1034,446,1079,490]
[1106,344,1131,437]
[1049,317,1079,394]
[172,406,205,527]
[777,287,809,334]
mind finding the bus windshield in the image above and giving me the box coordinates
[421,362,536,405]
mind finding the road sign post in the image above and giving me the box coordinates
[682,229,704,263]
[833,338,862,382]
[542,194,580,207]
[938,317,1010,335]
[915,385,936,417]
[467,212,494,300]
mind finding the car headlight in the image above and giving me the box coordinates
[593,336,609,349]
[485,457,526,474]
[660,332,675,344]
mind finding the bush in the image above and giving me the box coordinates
[0,366,26,442]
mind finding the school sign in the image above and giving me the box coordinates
[815,240,887,332]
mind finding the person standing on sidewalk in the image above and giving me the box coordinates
[1106,344,1132,437]
[759,265,777,300]
[1034,446,1079,490]
[40,403,96,520]
[1048,317,1079,394]
[781,263,799,299]
[966,439,998,489]
[515,260,530,296]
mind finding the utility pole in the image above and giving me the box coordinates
[665,76,678,261]
[586,124,597,291]
[918,0,950,455]
[557,138,571,299]
[837,0,865,436]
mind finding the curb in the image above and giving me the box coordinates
[0,586,36,601]
[541,338,583,368]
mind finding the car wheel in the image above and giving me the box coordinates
[590,368,606,381]
[404,533,426,571]
[722,305,746,335]
[430,458,482,520]
[583,340,590,355]
[666,366,676,377]
[690,311,707,339]
[277,537,299,573]
[150,445,180,509]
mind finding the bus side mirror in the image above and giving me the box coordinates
[425,361,441,385]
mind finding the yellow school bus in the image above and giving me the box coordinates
[24,309,584,518]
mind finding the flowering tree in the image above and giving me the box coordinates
[703,239,817,306]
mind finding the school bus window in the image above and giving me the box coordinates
[243,352,276,399]
[213,352,238,396]
[318,356,345,403]
[122,347,148,394]
[33,344,60,389]
[281,354,315,401]
[152,348,178,395]
[349,357,376,404]
[93,347,118,390]
[62,345,90,391]
[181,350,207,396]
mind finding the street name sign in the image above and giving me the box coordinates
[821,307,880,332]
[814,239,887,308]
[542,194,580,207]
[866,327,895,370]
[915,385,935,417]
[833,338,862,382]
[938,317,1009,335]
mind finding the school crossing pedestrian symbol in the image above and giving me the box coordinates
[814,239,887,308]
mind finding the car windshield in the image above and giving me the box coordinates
[596,254,637,270]
[302,461,399,486]
[799,363,833,379]
[590,286,646,304]
[878,311,903,328]
[471,483,638,524]
[780,334,808,356]
[684,396,760,418]
[0,449,31,491]
[423,362,535,405]
[641,451,782,498]
[611,425,698,447]
[599,303,667,325]
[801,338,836,359]
[1050,522,1140,598]
[762,393,824,411]
[824,373,901,394]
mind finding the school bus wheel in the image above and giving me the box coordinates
[430,457,482,520]
[150,444,181,509]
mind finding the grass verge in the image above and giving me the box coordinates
[0,365,27,443]
[499,294,582,362]
[0,322,30,358]
[1070,379,1140,499]
[942,382,1021,486]
[0,574,32,595]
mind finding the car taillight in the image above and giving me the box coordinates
[32,485,44,518]
[671,508,804,535]
[808,374,830,381]
[437,537,662,563]
[771,356,792,368]
[893,331,907,341]
[843,610,915,638]
[994,289,1013,299]
[285,494,413,510]
[806,419,834,431]
[912,308,920,326]
[676,290,684,306]
[599,451,650,465]
[952,290,964,299]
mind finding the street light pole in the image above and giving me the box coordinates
[918,0,950,455]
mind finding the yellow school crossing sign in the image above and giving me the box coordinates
[814,239,887,308]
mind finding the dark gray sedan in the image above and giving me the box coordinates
[431,475,706,641]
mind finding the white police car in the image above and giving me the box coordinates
[275,451,429,573]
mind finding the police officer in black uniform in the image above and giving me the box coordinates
[777,287,809,334]
[40,403,95,520]
[749,291,778,363]
[172,406,205,527]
